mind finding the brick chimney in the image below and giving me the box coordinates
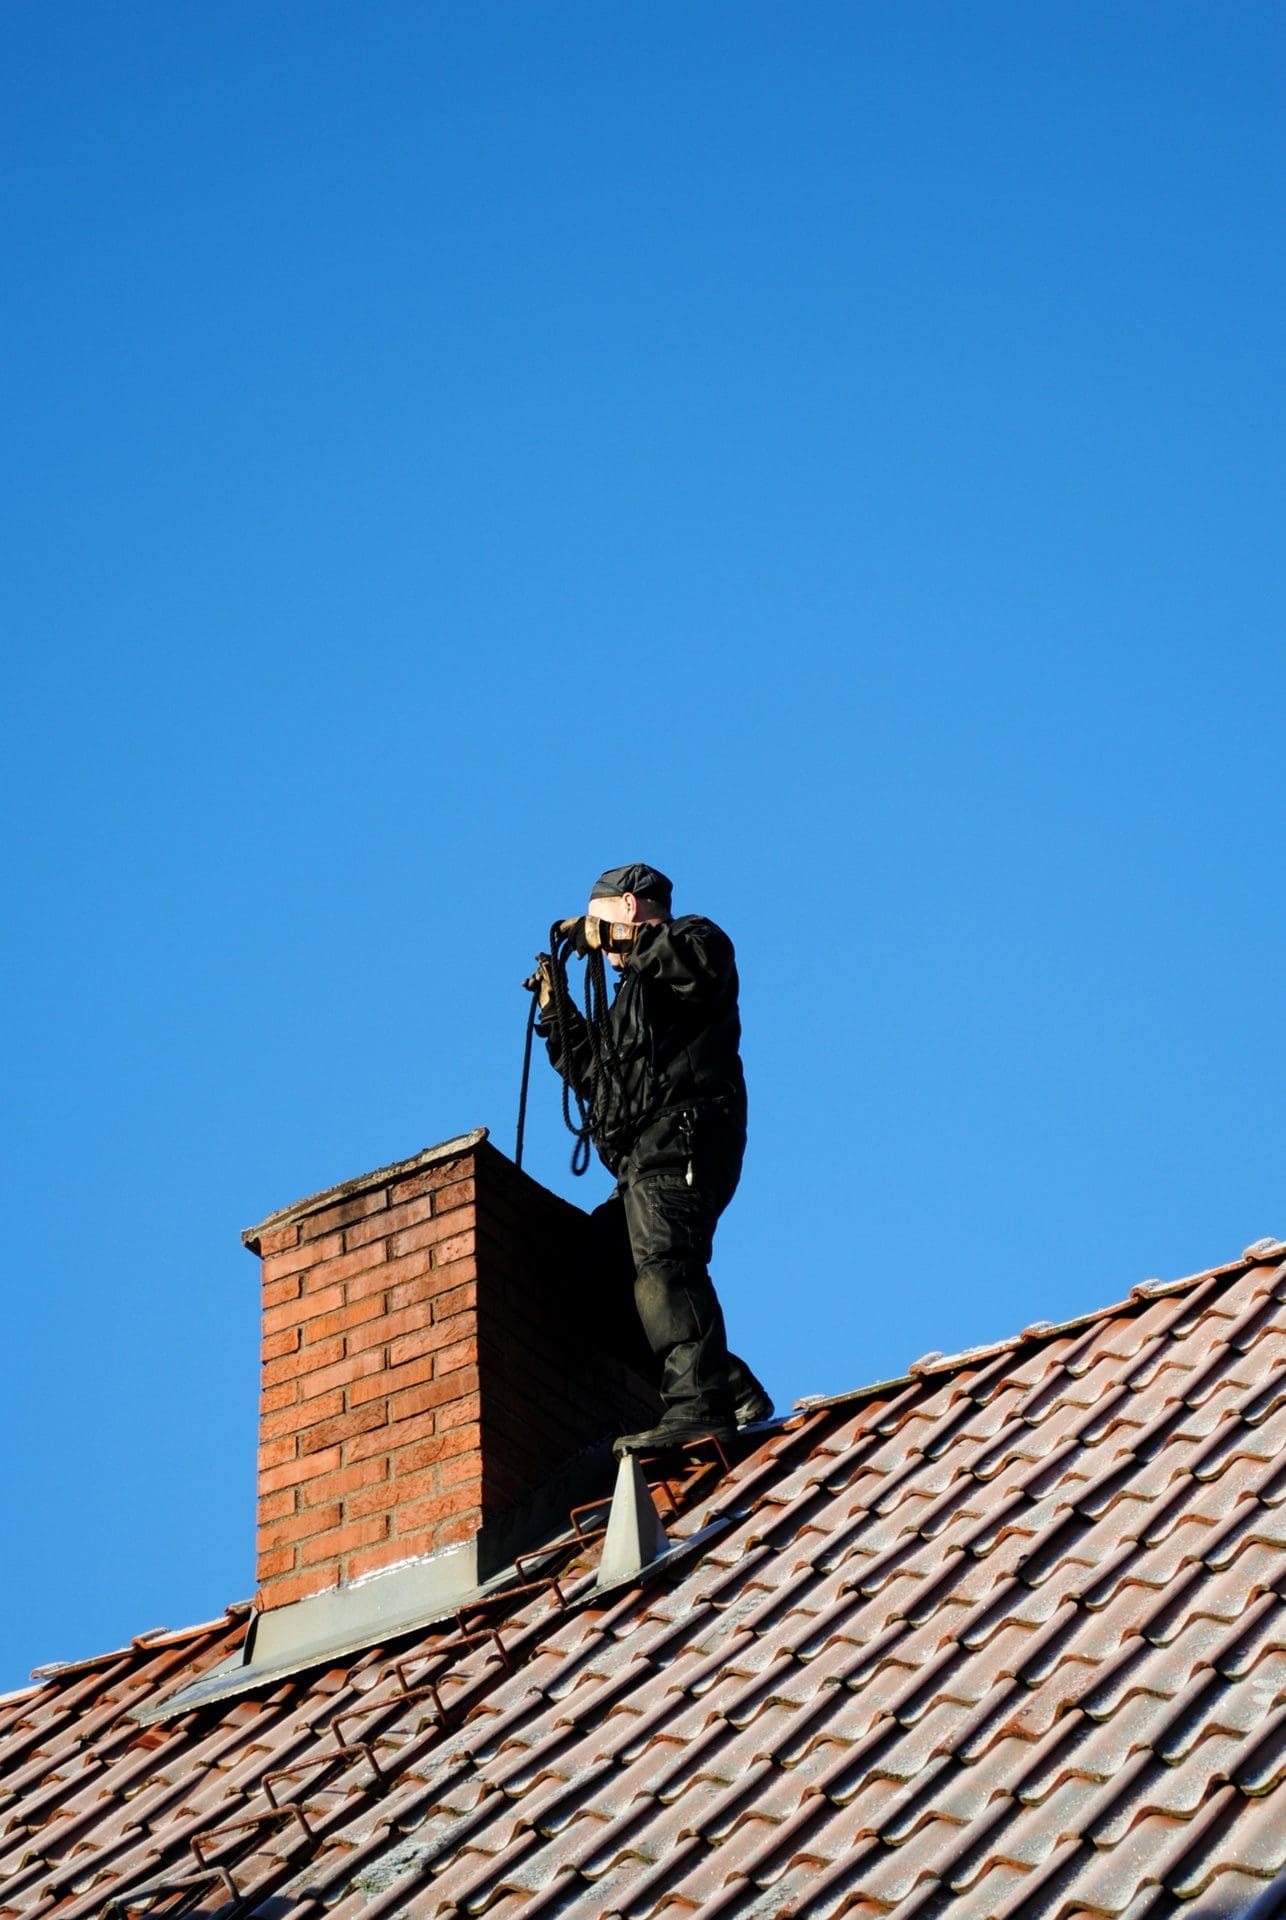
[242,1129,657,1612]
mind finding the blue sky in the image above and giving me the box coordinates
[2,4,1282,1691]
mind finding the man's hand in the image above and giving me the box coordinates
[558,915,592,957]
[523,953,555,1010]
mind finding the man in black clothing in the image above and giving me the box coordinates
[531,862,771,1454]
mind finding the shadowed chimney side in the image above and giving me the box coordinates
[243,1129,657,1612]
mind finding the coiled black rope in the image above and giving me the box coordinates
[516,921,624,1176]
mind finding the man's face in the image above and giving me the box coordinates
[587,893,630,923]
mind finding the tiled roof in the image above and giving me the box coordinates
[4,1242,1286,1920]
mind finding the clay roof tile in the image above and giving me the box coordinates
[8,1242,1286,1920]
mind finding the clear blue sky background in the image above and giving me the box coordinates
[2,4,1282,1691]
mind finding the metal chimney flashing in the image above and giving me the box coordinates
[136,1440,619,1725]
[133,1536,492,1723]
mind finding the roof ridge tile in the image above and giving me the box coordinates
[793,1262,1254,1420]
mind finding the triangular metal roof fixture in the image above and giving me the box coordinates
[596,1452,671,1589]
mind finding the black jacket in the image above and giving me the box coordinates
[539,915,747,1173]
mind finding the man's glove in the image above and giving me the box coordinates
[523,953,555,1011]
[558,916,639,955]
[557,915,591,956]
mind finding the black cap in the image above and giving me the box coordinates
[590,862,673,908]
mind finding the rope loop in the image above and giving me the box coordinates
[539,921,622,1176]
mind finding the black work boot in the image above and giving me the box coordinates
[613,1409,736,1457]
[728,1353,774,1426]
[614,1331,735,1456]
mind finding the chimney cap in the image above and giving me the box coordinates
[241,1128,489,1253]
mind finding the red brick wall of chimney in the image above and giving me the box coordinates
[245,1137,656,1611]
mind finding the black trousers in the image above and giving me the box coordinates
[589,1105,754,1422]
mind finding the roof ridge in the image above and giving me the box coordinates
[27,1603,251,1684]
[792,1241,1283,1416]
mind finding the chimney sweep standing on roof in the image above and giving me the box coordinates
[526,862,771,1455]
